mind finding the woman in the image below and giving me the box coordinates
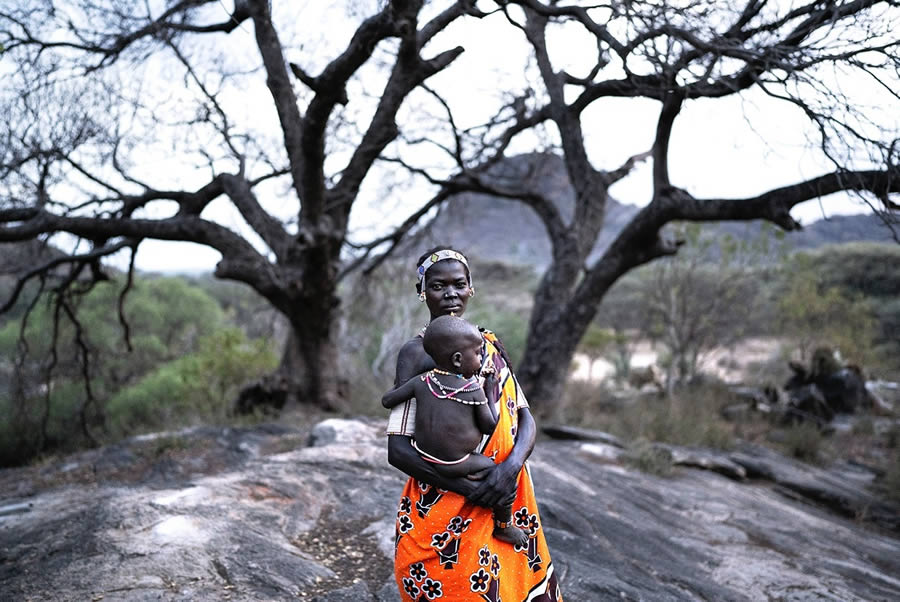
[387,248,563,601]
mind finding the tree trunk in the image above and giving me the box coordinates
[515,210,664,413]
[517,286,603,415]
[233,283,346,415]
[277,322,344,411]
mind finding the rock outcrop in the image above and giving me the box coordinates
[1,417,899,601]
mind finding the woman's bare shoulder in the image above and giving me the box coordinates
[395,336,431,384]
[397,336,425,359]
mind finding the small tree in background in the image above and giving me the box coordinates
[777,255,877,368]
[576,324,617,382]
[638,223,776,391]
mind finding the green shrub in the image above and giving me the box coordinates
[624,438,674,476]
[778,243,900,376]
[781,423,824,463]
[106,328,277,439]
[0,276,248,465]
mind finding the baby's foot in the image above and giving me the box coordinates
[494,524,529,547]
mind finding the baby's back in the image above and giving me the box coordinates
[412,379,485,463]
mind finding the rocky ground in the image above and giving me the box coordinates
[1,416,899,601]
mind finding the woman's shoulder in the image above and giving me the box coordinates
[477,325,498,342]
[397,336,427,365]
[395,336,432,383]
[398,335,425,354]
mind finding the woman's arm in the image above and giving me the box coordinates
[466,333,536,508]
[387,435,480,497]
[466,407,536,509]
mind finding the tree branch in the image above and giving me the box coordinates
[220,173,291,261]
[667,168,900,229]
[651,91,684,194]
[247,0,305,205]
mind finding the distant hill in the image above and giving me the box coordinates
[405,153,896,269]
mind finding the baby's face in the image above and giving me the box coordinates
[456,332,484,378]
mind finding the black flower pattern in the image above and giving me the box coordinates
[478,546,491,566]
[397,514,414,533]
[470,568,490,593]
[402,577,420,599]
[422,577,443,599]
[430,531,450,549]
[514,507,531,528]
[490,554,501,577]
[409,562,427,581]
[447,516,463,534]
[527,513,540,535]
[399,496,411,514]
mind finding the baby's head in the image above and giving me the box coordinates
[423,315,483,378]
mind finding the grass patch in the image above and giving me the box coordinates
[623,438,673,476]
[558,380,736,450]
[779,423,824,463]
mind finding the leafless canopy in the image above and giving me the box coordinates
[1,1,899,408]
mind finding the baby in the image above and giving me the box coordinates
[382,315,528,546]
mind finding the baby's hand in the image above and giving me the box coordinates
[482,371,499,400]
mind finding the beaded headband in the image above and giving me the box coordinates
[416,249,473,293]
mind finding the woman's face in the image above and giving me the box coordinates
[423,260,473,320]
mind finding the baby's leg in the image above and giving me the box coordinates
[492,502,528,547]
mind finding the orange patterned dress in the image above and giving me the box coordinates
[389,330,562,601]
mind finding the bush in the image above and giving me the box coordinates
[624,438,674,476]
[0,276,245,465]
[557,380,735,450]
[780,423,824,463]
[779,243,900,376]
[106,328,277,438]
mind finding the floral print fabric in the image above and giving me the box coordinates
[393,331,562,601]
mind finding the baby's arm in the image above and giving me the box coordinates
[382,376,419,409]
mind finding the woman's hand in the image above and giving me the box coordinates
[465,459,520,509]
[466,407,536,508]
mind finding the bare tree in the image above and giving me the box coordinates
[0,0,502,410]
[637,223,772,392]
[433,0,899,411]
[2,0,899,416]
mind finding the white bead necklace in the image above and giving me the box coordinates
[423,369,487,405]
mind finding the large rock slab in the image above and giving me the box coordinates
[1,419,898,601]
